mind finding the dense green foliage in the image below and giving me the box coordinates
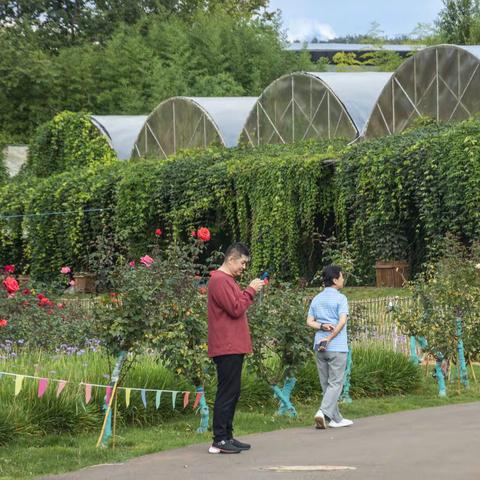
[394,236,480,361]
[335,119,480,282]
[0,5,321,141]
[0,134,7,184]
[0,140,343,280]
[26,111,117,177]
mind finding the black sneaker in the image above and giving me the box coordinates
[230,438,251,450]
[208,440,242,454]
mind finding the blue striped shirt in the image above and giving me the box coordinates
[308,287,349,352]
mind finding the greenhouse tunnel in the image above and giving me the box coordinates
[239,71,392,145]
[363,44,480,138]
[132,97,258,159]
[91,115,147,160]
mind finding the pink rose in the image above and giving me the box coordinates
[60,266,71,274]
[155,228,162,237]
[129,260,136,268]
[140,255,154,267]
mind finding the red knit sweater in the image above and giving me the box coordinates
[207,270,257,357]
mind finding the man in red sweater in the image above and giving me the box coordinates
[207,242,264,454]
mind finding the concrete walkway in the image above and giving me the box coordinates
[42,403,479,480]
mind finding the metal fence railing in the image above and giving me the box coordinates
[349,297,413,354]
[64,295,414,353]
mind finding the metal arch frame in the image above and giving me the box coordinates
[362,44,480,138]
[131,96,226,159]
[241,72,358,146]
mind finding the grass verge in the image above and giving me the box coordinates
[0,367,478,480]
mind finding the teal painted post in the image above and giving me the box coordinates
[409,336,420,364]
[456,318,469,389]
[195,386,209,433]
[271,382,297,417]
[340,347,353,404]
[101,351,127,447]
[434,354,447,397]
[277,377,297,415]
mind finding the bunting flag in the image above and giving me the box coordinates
[105,386,112,405]
[0,371,201,409]
[85,384,92,404]
[37,378,48,398]
[14,375,24,396]
[193,391,202,410]
[183,391,190,409]
[155,390,162,409]
[56,380,67,397]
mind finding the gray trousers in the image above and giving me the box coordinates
[315,351,347,423]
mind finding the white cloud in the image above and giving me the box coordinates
[285,18,336,42]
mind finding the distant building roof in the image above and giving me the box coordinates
[287,43,424,53]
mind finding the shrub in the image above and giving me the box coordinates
[26,111,117,177]
[296,344,421,399]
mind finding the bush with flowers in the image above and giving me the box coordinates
[92,227,215,436]
[0,266,95,351]
[394,236,480,395]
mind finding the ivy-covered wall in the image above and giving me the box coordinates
[335,119,480,282]
[26,111,117,177]
[0,141,343,280]
[2,117,480,283]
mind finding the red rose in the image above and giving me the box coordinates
[198,286,207,295]
[191,230,197,238]
[22,288,30,295]
[155,228,162,237]
[197,227,211,242]
[39,297,53,307]
[37,293,45,300]
[129,260,136,268]
[4,264,15,273]
[0,319,8,327]
[3,276,19,295]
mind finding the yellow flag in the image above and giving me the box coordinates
[15,375,24,396]
[125,388,131,407]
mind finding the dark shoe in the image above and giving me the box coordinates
[208,440,242,454]
[230,438,251,450]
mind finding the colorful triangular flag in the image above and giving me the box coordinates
[125,388,131,407]
[105,386,112,405]
[155,390,162,409]
[141,389,147,408]
[37,378,48,398]
[14,375,24,396]
[183,391,190,408]
[172,391,178,410]
[193,391,203,409]
[56,380,67,397]
[85,384,92,404]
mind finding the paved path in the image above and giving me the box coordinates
[42,403,479,480]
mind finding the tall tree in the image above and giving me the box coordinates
[436,0,480,44]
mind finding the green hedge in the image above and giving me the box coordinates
[2,117,480,281]
[0,141,343,280]
[335,119,480,282]
[26,111,117,177]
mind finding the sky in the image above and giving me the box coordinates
[268,0,444,41]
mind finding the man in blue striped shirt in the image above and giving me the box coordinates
[307,265,353,429]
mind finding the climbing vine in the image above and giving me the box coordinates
[26,111,117,177]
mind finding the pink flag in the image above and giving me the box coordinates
[105,386,112,405]
[37,378,48,398]
[193,391,203,409]
[183,391,190,409]
[85,384,92,404]
[56,380,67,397]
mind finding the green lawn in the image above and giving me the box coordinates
[1,368,478,480]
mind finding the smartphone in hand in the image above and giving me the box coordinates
[316,340,328,352]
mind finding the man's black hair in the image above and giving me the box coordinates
[322,265,342,287]
[224,242,250,261]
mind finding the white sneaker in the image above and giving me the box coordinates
[314,409,326,429]
[329,418,353,428]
